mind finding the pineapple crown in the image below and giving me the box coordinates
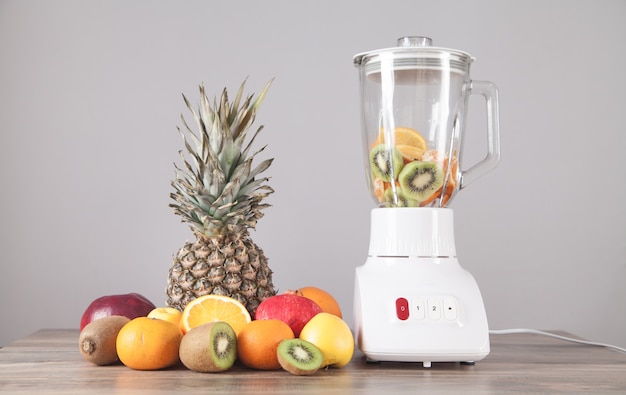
[170,79,274,238]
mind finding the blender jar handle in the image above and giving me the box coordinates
[459,80,501,189]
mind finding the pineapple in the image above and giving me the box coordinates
[166,79,276,316]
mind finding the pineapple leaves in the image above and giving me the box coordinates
[251,79,273,111]
[238,79,272,137]
[229,78,246,126]
[171,79,275,237]
[246,153,272,180]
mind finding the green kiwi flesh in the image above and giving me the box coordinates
[277,338,324,376]
[398,161,444,202]
[79,315,130,366]
[370,144,404,182]
[179,321,237,372]
[384,186,419,207]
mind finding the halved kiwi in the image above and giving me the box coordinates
[179,321,237,372]
[277,338,324,376]
[398,161,444,202]
[369,144,404,182]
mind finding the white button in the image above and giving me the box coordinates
[443,297,458,320]
[428,299,441,320]
[413,298,425,320]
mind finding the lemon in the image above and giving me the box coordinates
[299,312,354,368]
[147,307,183,327]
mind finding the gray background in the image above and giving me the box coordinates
[1,0,624,350]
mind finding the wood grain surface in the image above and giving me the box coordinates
[0,329,624,394]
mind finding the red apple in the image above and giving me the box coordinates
[254,293,322,336]
[79,293,156,331]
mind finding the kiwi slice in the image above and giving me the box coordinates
[369,144,404,182]
[398,161,444,202]
[179,321,237,372]
[277,338,324,376]
[384,186,419,207]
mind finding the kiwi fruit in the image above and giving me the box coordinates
[179,321,237,373]
[369,144,404,182]
[398,161,444,202]
[384,186,419,207]
[277,338,324,376]
[79,315,130,366]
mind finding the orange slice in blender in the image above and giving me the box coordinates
[397,144,424,162]
[448,156,458,182]
[423,149,459,183]
[373,127,428,159]
[373,178,386,202]
[420,182,456,207]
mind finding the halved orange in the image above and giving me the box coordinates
[180,295,251,335]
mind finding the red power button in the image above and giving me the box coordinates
[395,298,409,320]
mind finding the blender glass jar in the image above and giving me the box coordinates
[354,37,500,208]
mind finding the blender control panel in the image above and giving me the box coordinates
[395,296,459,322]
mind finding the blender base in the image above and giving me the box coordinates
[354,208,490,367]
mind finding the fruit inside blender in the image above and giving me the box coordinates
[368,127,458,208]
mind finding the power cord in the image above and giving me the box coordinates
[489,328,626,354]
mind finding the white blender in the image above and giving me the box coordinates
[353,37,501,367]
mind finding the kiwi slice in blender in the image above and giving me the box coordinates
[369,144,404,182]
[384,185,419,207]
[398,161,444,202]
[277,338,324,375]
[179,321,237,372]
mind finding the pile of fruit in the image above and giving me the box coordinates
[370,127,459,207]
[79,81,355,377]
[78,288,353,375]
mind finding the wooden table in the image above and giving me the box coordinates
[0,329,624,394]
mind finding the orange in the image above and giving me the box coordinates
[397,144,424,162]
[116,317,182,370]
[373,178,385,202]
[147,307,183,328]
[294,286,342,318]
[420,182,455,207]
[237,319,295,370]
[422,148,459,172]
[180,294,251,335]
[449,156,459,182]
[374,127,428,158]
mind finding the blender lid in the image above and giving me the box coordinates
[353,36,474,73]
